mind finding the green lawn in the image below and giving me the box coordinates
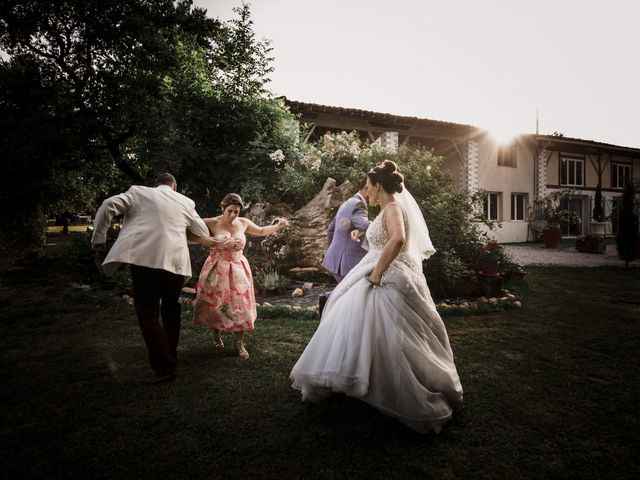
[1,258,639,479]
[47,225,94,233]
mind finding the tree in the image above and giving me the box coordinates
[616,181,639,267]
[1,1,298,259]
[588,152,609,222]
[1,0,222,180]
[0,0,219,257]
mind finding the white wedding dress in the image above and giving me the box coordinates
[290,199,463,433]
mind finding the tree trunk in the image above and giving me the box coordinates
[104,130,144,183]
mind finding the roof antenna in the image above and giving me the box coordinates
[536,105,539,135]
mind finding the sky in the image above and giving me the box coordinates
[195,0,639,148]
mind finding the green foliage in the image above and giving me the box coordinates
[278,131,507,295]
[62,235,98,283]
[61,225,124,283]
[208,3,274,100]
[424,250,468,297]
[1,1,298,257]
[256,304,318,321]
[176,96,299,213]
[533,188,582,228]
[276,131,373,207]
[593,183,604,222]
[478,243,502,263]
[0,206,48,268]
[254,267,290,290]
[0,0,220,182]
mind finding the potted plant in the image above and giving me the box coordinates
[533,189,581,248]
[575,234,607,254]
[478,242,502,276]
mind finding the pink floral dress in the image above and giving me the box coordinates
[193,233,256,332]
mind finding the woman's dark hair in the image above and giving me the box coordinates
[220,193,244,211]
[367,160,404,194]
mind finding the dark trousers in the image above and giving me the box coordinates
[130,265,185,376]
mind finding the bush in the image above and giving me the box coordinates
[62,225,127,286]
[277,132,515,295]
[275,131,374,208]
[0,207,48,270]
[254,267,290,290]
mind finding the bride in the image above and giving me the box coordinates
[290,160,463,433]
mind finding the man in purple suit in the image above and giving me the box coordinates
[319,175,370,314]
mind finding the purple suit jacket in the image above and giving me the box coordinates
[321,194,371,278]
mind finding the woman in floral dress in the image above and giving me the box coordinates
[193,193,288,359]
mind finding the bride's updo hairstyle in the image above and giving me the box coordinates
[367,160,404,194]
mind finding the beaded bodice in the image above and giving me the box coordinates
[366,203,422,276]
[366,203,408,252]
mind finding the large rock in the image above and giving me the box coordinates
[192,178,356,280]
[240,202,293,273]
[290,178,356,268]
[245,202,293,227]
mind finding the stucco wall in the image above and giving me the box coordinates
[476,221,530,243]
[476,135,535,222]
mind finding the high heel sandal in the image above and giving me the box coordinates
[235,341,250,360]
[212,332,225,350]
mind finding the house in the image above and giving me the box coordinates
[285,99,640,243]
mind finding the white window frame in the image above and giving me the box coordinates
[612,162,632,189]
[560,157,584,187]
[484,192,500,221]
[511,193,526,221]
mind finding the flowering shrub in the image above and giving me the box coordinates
[269,149,285,165]
[277,130,374,206]
[271,129,524,296]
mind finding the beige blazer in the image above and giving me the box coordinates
[92,185,210,278]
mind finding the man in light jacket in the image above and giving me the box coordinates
[92,173,211,383]
[319,175,370,315]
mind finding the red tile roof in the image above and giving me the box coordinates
[283,98,478,132]
[283,98,640,154]
[535,134,640,154]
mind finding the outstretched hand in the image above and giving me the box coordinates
[276,218,289,229]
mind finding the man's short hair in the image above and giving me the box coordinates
[357,173,368,190]
[155,173,177,187]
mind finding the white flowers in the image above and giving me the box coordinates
[300,147,322,170]
[269,149,285,165]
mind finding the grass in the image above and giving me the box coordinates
[47,225,94,234]
[1,257,639,479]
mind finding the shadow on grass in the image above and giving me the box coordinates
[1,259,639,479]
